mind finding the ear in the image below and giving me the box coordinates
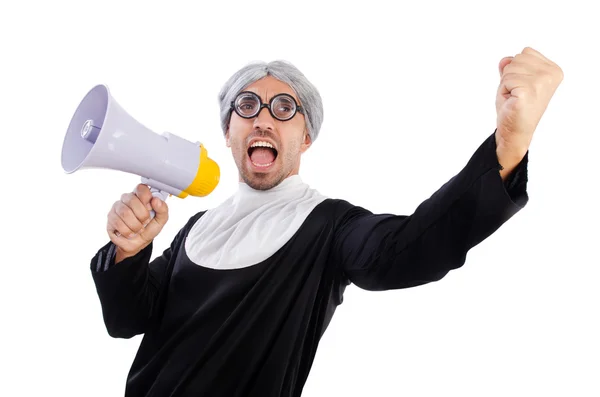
[300,131,312,153]
[225,129,231,147]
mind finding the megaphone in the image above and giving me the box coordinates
[61,84,220,217]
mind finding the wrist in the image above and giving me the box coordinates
[494,133,527,180]
[115,245,144,264]
[496,148,525,181]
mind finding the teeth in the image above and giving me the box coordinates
[252,161,273,168]
[250,141,274,149]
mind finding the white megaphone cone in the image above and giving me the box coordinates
[61,84,220,218]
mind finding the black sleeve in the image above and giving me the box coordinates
[89,213,202,338]
[332,131,529,291]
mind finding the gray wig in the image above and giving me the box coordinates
[218,60,324,143]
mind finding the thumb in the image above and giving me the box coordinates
[140,197,169,239]
[150,197,169,223]
[498,56,513,77]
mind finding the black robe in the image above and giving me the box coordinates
[90,131,528,396]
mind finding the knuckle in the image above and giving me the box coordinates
[136,184,150,197]
[133,221,145,233]
[539,70,553,83]
[115,203,130,219]
[121,192,133,203]
[118,225,135,239]
[553,65,564,81]
[139,213,151,226]
[114,217,125,230]
[522,46,535,54]
[536,68,560,87]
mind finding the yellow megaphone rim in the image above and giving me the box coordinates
[175,144,220,198]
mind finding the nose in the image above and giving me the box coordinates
[253,106,275,131]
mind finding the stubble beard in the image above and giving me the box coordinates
[233,142,283,191]
[232,129,303,191]
[236,143,300,191]
[240,160,284,190]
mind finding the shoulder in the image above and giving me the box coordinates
[186,210,208,227]
[313,198,372,225]
[173,210,208,239]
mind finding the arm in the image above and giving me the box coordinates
[332,131,528,291]
[89,213,201,338]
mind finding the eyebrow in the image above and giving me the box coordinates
[239,92,258,99]
[240,91,297,102]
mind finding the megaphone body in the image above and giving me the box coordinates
[61,84,220,215]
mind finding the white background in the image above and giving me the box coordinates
[1,1,599,396]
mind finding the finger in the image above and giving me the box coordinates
[151,197,169,223]
[139,198,169,240]
[498,56,513,77]
[500,73,532,99]
[108,229,143,254]
[108,210,138,238]
[511,52,552,71]
[517,49,563,82]
[120,192,152,227]
[521,46,550,62]
[115,200,148,234]
[502,61,536,77]
[134,184,154,209]
[501,72,528,89]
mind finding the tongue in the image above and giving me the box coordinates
[250,148,275,164]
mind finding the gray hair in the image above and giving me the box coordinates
[218,60,324,143]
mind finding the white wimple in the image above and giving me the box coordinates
[184,175,328,270]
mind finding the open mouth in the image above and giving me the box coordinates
[247,141,278,168]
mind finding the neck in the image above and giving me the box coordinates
[238,174,304,193]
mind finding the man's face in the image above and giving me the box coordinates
[226,76,311,190]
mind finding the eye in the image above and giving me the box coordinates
[273,97,294,116]
[236,96,259,115]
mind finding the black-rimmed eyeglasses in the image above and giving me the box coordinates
[230,91,304,122]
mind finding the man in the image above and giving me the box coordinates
[92,47,563,396]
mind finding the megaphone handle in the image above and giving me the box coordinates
[148,188,170,219]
